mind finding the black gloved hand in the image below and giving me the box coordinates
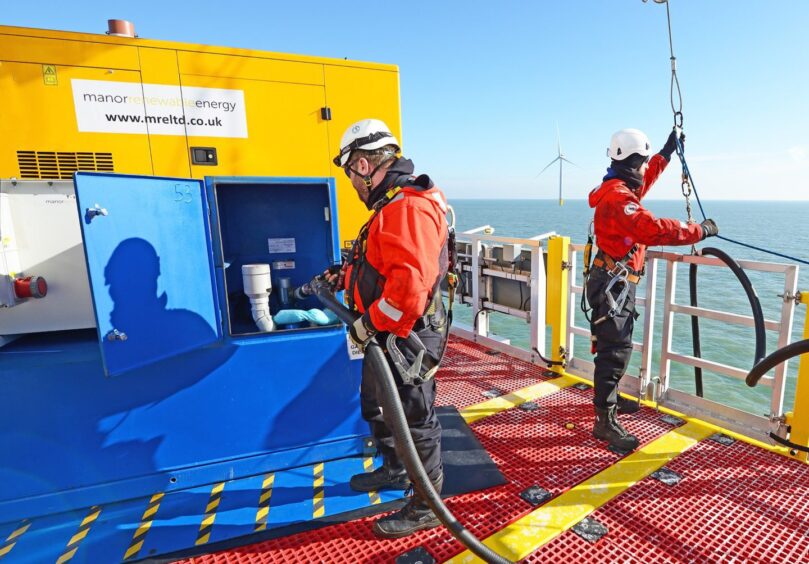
[659,129,685,161]
[321,263,345,292]
[349,313,376,350]
[700,218,719,240]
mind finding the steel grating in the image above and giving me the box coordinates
[179,338,676,564]
[529,435,809,563]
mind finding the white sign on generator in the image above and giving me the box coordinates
[71,79,248,138]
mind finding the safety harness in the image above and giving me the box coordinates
[581,222,640,328]
[345,181,457,385]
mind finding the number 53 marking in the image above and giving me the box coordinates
[174,184,193,203]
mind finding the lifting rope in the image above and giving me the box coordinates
[652,0,771,398]
[658,0,809,266]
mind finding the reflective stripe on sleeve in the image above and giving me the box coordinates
[378,298,403,322]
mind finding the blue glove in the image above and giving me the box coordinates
[274,308,339,326]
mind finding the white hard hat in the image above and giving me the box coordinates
[333,118,400,167]
[607,129,652,161]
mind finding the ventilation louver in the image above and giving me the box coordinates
[17,151,114,180]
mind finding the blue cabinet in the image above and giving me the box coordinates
[0,174,365,525]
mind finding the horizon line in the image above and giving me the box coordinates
[446,197,809,202]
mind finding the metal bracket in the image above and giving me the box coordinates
[777,290,801,304]
[561,261,572,271]
[105,328,127,342]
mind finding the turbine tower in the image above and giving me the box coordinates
[537,124,576,206]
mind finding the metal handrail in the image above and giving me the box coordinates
[448,234,801,443]
[565,245,799,441]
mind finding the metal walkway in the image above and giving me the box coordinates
[180,336,809,563]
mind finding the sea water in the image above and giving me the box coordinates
[448,199,809,417]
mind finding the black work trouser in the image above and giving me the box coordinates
[586,268,639,410]
[360,300,448,484]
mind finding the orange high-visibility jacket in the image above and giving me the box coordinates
[344,182,449,337]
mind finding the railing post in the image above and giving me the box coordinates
[789,292,809,462]
[545,236,570,374]
[658,259,678,396]
[469,235,489,337]
[639,257,659,400]
[567,246,578,366]
[770,265,798,424]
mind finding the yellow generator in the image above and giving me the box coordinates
[0,22,401,239]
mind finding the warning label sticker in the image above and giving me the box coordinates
[346,335,365,360]
[42,65,58,86]
[267,238,296,254]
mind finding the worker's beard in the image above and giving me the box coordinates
[353,181,372,207]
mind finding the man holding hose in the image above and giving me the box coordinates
[328,118,451,538]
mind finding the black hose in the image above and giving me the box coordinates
[688,263,704,397]
[311,280,512,564]
[688,249,766,392]
[746,338,809,387]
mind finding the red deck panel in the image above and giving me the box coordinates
[180,337,809,564]
[532,437,809,563]
[436,337,557,410]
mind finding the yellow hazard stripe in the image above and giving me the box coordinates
[0,519,31,559]
[56,506,101,564]
[254,473,275,532]
[459,375,577,424]
[195,482,225,546]
[312,463,325,519]
[123,492,164,561]
[362,457,381,505]
[446,420,713,563]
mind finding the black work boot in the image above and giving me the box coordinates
[372,474,443,539]
[349,456,410,492]
[593,406,639,451]
[617,396,641,414]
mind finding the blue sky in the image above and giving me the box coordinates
[5,1,808,200]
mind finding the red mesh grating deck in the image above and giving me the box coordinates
[435,337,556,410]
[530,436,809,563]
[177,337,809,563]
[178,338,676,564]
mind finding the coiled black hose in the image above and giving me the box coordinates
[746,338,809,388]
[311,280,512,564]
[689,248,766,396]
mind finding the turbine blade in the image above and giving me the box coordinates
[561,157,579,168]
[535,157,560,178]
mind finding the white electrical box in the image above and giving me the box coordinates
[502,244,523,263]
[0,180,95,336]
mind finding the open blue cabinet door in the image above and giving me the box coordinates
[73,172,222,376]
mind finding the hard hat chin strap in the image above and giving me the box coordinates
[361,155,397,189]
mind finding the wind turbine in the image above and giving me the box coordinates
[536,124,577,206]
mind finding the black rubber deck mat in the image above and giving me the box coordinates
[145,406,506,563]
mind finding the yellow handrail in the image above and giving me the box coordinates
[545,236,570,373]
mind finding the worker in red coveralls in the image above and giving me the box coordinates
[586,128,718,451]
[327,118,450,538]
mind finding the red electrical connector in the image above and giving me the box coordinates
[14,276,47,299]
